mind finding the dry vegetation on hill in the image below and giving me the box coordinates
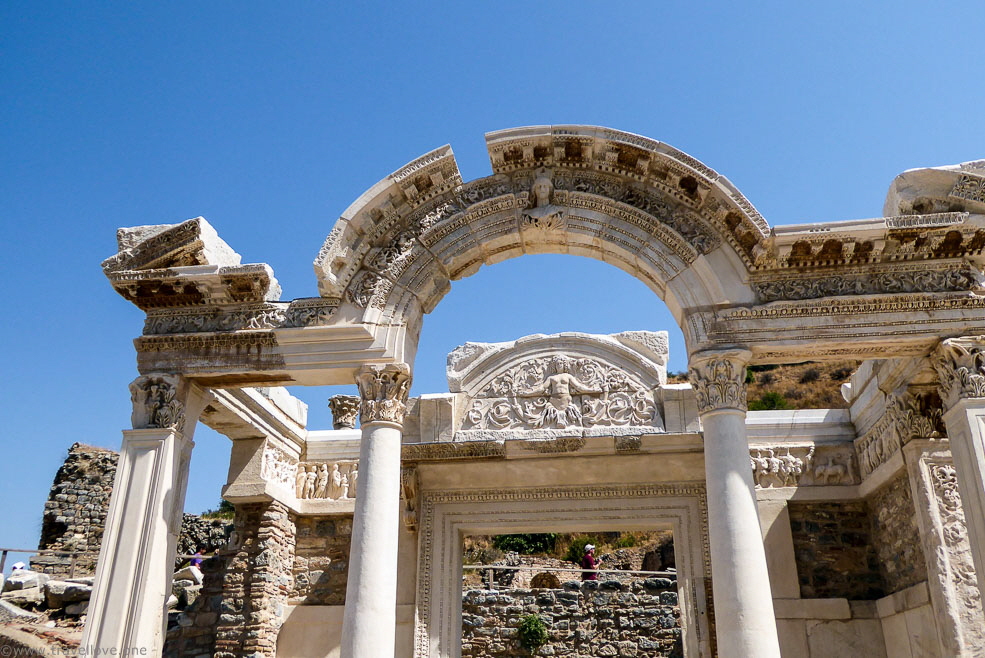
[668,361,859,410]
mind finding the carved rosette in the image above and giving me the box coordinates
[328,394,360,429]
[934,337,985,409]
[687,349,750,414]
[129,374,187,432]
[356,363,412,426]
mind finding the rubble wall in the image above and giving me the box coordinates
[462,578,682,658]
[33,443,232,577]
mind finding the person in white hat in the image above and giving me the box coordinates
[581,544,598,581]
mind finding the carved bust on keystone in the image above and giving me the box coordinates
[522,167,565,230]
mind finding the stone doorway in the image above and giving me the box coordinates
[413,484,711,658]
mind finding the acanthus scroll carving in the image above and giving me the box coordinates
[356,363,412,425]
[927,459,981,622]
[934,337,985,408]
[129,374,186,432]
[687,351,749,413]
[462,354,660,431]
[854,391,946,479]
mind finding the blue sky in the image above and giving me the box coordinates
[2,2,983,554]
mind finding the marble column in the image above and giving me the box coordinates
[341,363,411,658]
[934,337,985,601]
[81,374,212,656]
[688,350,781,658]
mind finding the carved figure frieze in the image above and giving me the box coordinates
[294,461,357,500]
[687,351,749,413]
[129,374,186,432]
[401,467,419,532]
[260,444,298,491]
[462,355,661,431]
[749,445,857,488]
[356,363,412,425]
[328,395,360,429]
[934,337,985,408]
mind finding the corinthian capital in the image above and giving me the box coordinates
[129,374,188,431]
[328,394,360,429]
[687,349,751,414]
[356,363,412,426]
[933,337,985,408]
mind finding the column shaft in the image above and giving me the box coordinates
[341,363,411,658]
[81,375,210,656]
[690,350,780,658]
[703,409,782,657]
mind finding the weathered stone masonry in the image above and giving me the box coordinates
[461,578,683,658]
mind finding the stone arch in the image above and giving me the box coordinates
[314,126,769,361]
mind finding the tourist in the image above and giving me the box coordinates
[189,548,204,568]
[581,544,599,581]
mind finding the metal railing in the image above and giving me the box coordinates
[1,547,208,578]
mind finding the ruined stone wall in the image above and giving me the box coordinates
[868,474,927,593]
[290,515,353,605]
[32,443,117,576]
[788,501,885,599]
[34,443,233,577]
[461,578,682,658]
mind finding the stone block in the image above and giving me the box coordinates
[0,598,41,622]
[44,580,92,608]
[65,600,90,615]
[2,571,49,592]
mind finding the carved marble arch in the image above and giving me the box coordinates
[314,125,766,357]
[314,126,985,365]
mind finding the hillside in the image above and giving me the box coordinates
[668,361,858,410]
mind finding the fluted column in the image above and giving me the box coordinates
[341,363,411,658]
[688,350,781,658]
[934,337,985,600]
[81,374,212,656]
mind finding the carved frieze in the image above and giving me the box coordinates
[328,395,360,429]
[356,363,412,425]
[687,350,749,413]
[749,445,858,488]
[260,444,298,491]
[294,461,357,500]
[855,392,946,479]
[934,337,985,408]
[461,354,661,431]
[753,264,980,302]
[129,374,186,432]
[401,466,419,531]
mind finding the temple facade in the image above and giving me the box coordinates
[86,126,985,657]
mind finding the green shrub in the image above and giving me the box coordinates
[748,391,790,410]
[614,534,637,548]
[745,368,755,384]
[517,614,549,653]
[564,536,601,564]
[492,533,557,554]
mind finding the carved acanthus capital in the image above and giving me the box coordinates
[356,363,412,426]
[328,395,360,429]
[687,349,751,414]
[933,337,985,408]
[128,374,188,432]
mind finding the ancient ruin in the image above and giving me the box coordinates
[81,126,985,656]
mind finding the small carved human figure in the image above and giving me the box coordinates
[522,356,596,428]
[314,464,329,498]
[522,168,565,229]
[348,467,358,498]
[303,466,317,499]
[327,463,345,500]
[295,465,308,499]
[340,473,350,499]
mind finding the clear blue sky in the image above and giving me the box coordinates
[2,2,983,554]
